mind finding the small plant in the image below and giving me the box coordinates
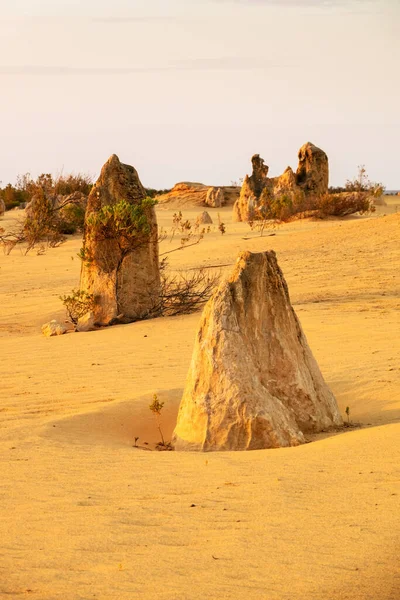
[77,246,93,267]
[133,436,139,448]
[60,289,96,325]
[345,406,350,424]
[149,394,166,446]
[150,258,219,317]
[217,213,226,235]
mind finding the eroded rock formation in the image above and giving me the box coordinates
[80,155,160,326]
[296,142,329,197]
[156,182,239,209]
[173,251,342,451]
[205,187,225,208]
[233,143,329,222]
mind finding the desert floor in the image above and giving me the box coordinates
[1,199,399,600]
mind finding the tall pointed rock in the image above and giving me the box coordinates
[296,142,329,197]
[80,155,160,325]
[173,251,342,451]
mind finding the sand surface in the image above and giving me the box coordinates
[1,203,399,599]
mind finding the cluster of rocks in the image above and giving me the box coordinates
[233,142,329,222]
[40,151,343,452]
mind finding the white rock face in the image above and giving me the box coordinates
[42,320,67,337]
[173,251,342,451]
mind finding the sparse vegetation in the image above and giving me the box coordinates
[0,172,91,254]
[245,165,382,230]
[149,394,172,450]
[60,289,96,325]
[217,213,226,235]
[151,258,219,317]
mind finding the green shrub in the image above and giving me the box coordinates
[86,197,156,246]
[60,289,96,324]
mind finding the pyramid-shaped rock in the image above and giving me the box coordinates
[173,251,342,451]
[80,155,160,325]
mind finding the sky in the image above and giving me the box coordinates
[1,0,399,189]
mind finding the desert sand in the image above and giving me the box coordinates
[1,200,399,599]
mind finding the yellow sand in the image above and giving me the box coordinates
[1,203,399,599]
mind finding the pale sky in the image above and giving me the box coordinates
[1,0,399,189]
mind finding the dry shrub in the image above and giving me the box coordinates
[314,192,375,218]
[0,172,91,254]
[151,259,219,317]
[248,189,375,232]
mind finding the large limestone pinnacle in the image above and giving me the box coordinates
[173,251,342,451]
[80,155,160,325]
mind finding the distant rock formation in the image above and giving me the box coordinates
[205,187,225,208]
[173,251,342,451]
[0,198,5,216]
[296,142,329,197]
[233,142,329,222]
[80,155,160,326]
[156,182,239,209]
[196,211,213,225]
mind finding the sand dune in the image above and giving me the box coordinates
[1,206,399,599]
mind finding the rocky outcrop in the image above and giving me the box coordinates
[205,187,225,208]
[233,143,329,222]
[233,155,269,222]
[42,320,67,337]
[295,142,329,197]
[0,198,5,216]
[157,183,239,209]
[173,251,342,451]
[196,211,213,225]
[79,155,160,326]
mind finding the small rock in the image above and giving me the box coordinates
[196,211,213,225]
[76,311,96,332]
[41,320,67,337]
